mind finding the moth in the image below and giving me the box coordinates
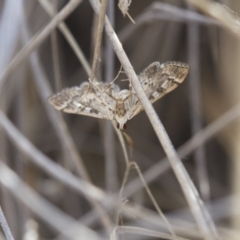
[49,62,189,130]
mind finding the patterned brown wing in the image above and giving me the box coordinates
[129,61,189,119]
[48,82,115,120]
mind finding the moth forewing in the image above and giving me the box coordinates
[49,83,113,120]
[144,61,189,104]
[48,87,83,111]
[129,61,189,119]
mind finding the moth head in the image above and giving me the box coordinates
[116,121,127,131]
[116,117,127,130]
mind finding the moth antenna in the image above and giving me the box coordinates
[105,65,124,93]
[111,65,123,84]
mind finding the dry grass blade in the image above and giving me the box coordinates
[187,5,210,201]
[124,102,240,200]
[113,123,130,165]
[116,161,175,235]
[90,0,108,82]
[121,200,240,239]
[103,121,118,192]
[88,0,220,239]
[112,226,191,240]
[38,0,92,75]
[0,0,83,88]
[1,1,239,239]
[21,20,89,181]
[104,0,118,193]
[118,2,219,42]
[0,99,112,232]
[0,206,14,240]
[186,0,240,37]
[20,6,113,232]
[39,1,126,194]
[0,162,103,240]
[0,109,107,203]
[51,0,62,91]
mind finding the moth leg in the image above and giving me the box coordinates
[123,90,137,120]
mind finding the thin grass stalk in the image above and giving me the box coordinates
[116,161,175,235]
[77,193,240,239]
[38,0,129,177]
[88,0,220,239]
[0,1,24,237]
[0,0,83,88]
[38,0,92,76]
[103,122,118,192]
[90,0,108,82]
[104,0,118,193]
[0,163,103,240]
[113,226,191,240]
[113,123,129,165]
[114,159,131,227]
[0,206,14,240]
[39,0,128,182]
[132,162,175,235]
[14,69,28,237]
[105,0,115,84]
[0,109,108,203]
[51,0,62,91]
[123,193,240,239]
[186,0,240,38]
[122,203,201,238]
[39,0,129,200]
[20,18,112,232]
[118,2,219,42]
[124,102,240,201]
[187,5,210,201]
[0,110,114,233]
[20,19,90,181]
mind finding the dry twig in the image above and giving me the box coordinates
[89,0,220,239]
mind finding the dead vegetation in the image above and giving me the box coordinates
[0,0,240,240]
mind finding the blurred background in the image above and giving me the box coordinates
[1,0,240,239]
